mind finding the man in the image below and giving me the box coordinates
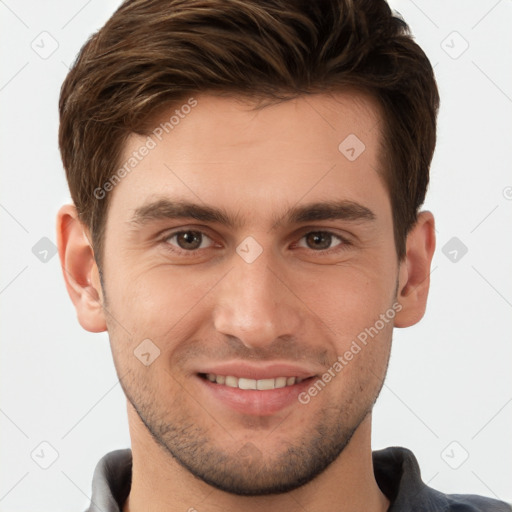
[56,0,511,511]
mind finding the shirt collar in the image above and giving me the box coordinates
[85,446,493,512]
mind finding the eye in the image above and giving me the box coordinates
[160,228,350,258]
[164,230,214,252]
[296,231,347,252]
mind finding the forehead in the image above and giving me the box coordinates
[146,91,383,162]
[108,91,389,225]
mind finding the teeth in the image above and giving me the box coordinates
[238,378,256,390]
[257,378,275,390]
[275,377,287,388]
[225,375,238,388]
[204,373,303,390]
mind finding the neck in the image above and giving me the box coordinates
[123,403,389,512]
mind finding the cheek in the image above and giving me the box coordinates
[109,263,219,340]
[299,264,397,339]
[297,267,396,387]
[329,316,393,403]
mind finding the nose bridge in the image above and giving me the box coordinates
[213,244,301,348]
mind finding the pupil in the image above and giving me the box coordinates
[179,231,201,249]
[308,232,330,250]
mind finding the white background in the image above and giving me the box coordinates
[1,1,511,510]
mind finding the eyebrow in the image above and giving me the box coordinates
[129,198,376,230]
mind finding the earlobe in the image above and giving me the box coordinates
[394,211,436,328]
[56,204,107,333]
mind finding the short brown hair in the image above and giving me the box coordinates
[59,0,439,267]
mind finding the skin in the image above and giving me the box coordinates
[57,91,435,512]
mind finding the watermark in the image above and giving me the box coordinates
[298,302,402,404]
[30,441,59,469]
[32,236,58,263]
[93,97,198,200]
[440,31,469,60]
[442,236,468,263]
[338,133,366,161]
[236,236,263,263]
[440,440,469,470]
[134,338,161,366]
[31,31,59,60]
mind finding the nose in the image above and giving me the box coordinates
[212,246,304,350]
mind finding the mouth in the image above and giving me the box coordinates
[195,369,318,416]
[198,373,309,390]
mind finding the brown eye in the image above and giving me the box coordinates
[300,232,343,251]
[165,230,213,251]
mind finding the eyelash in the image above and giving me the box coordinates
[160,229,352,257]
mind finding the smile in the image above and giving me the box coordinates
[200,373,305,390]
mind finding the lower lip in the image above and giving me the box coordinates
[197,375,315,416]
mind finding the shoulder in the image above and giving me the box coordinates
[372,446,511,512]
[443,493,512,512]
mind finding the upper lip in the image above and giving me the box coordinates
[196,362,318,380]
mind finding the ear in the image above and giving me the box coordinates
[394,211,436,328]
[56,204,107,333]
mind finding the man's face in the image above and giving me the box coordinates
[101,92,400,494]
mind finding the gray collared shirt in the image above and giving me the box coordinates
[84,446,511,512]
